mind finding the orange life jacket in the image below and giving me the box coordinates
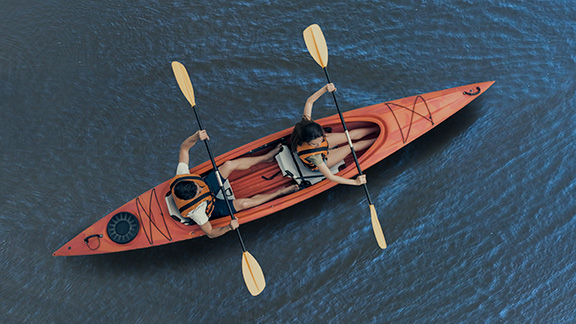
[297,137,329,171]
[170,174,215,218]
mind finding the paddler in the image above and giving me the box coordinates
[172,130,298,238]
[290,83,378,186]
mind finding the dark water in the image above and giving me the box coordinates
[2,0,575,322]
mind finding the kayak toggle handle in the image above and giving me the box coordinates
[84,234,103,250]
[463,87,481,96]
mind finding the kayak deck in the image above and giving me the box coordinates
[53,81,494,256]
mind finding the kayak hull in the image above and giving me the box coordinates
[53,81,494,256]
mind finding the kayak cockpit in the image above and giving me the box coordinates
[161,120,383,227]
[228,120,382,200]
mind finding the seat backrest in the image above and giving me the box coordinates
[275,145,344,186]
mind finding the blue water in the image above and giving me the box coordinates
[1,0,575,323]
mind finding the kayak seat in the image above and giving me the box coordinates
[165,194,192,224]
[275,145,344,187]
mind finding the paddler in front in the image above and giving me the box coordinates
[172,130,298,238]
[290,83,378,185]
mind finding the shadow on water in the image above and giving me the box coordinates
[401,100,484,159]
[354,100,485,244]
[364,98,483,185]
[61,238,221,271]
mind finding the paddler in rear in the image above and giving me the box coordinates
[171,130,298,238]
[290,83,378,185]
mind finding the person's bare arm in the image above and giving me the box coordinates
[317,162,366,186]
[302,83,336,119]
[198,218,239,239]
[179,130,209,165]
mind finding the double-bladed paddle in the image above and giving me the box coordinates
[303,24,387,249]
[171,61,266,296]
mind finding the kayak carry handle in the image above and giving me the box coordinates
[84,234,103,250]
[463,87,481,96]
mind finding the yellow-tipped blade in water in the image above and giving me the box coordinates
[303,24,328,68]
[171,61,196,107]
[370,205,387,249]
[242,251,266,296]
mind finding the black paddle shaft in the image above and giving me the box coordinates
[192,105,247,252]
[323,67,374,206]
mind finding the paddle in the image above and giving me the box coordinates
[171,61,266,296]
[303,24,387,249]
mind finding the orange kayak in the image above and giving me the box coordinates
[53,81,494,256]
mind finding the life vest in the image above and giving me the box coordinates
[169,174,215,218]
[297,137,329,171]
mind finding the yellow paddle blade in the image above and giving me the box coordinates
[242,251,266,296]
[370,204,387,249]
[171,61,196,107]
[303,24,328,68]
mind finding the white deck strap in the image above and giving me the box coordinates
[275,145,344,186]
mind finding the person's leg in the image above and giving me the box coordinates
[325,127,378,147]
[218,144,281,179]
[325,138,376,168]
[349,127,379,140]
[233,184,299,211]
[351,137,377,151]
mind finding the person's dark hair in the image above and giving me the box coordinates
[291,117,324,152]
[173,181,198,200]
